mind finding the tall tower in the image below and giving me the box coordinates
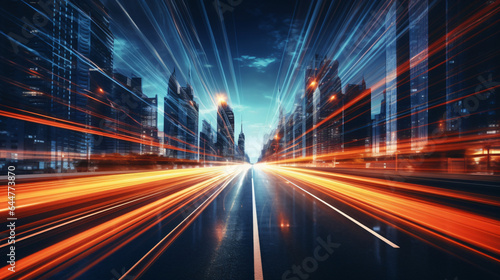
[164,69,181,158]
[216,98,235,160]
[164,68,198,160]
[385,0,411,155]
[237,120,245,162]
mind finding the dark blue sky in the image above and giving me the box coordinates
[104,0,387,162]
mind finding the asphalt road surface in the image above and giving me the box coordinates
[1,165,499,279]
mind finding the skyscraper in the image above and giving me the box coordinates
[183,84,199,161]
[304,54,322,158]
[384,0,497,157]
[113,73,158,156]
[408,0,429,151]
[293,94,305,159]
[141,94,159,155]
[343,79,372,153]
[216,99,235,160]
[445,0,499,137]
[0,0,114,172]
[237,121,245,162]
[316,59,343,157]
[372,91,387,155]
[284,114,294,160]
[200,120,216,163]
[305,55,342,160]
[385,0,411,155]
[164,69,199,160]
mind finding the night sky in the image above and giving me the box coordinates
[103,0,387,162]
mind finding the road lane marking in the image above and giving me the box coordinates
[252,175,265,280]
[277,174,400,249]
[119,170,243,280]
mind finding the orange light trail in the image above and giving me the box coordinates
[0,165,250,280]
[259,164,500,263]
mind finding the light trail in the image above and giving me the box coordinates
[0,108,200,156]
[0,165,249,280]
[259,164,500,263]
[118,165,250,280]
[277,173,400,248]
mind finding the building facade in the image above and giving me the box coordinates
[164,69,199,160]
[216,100,235,160]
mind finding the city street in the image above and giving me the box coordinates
[1,0,499,279]
[1,165,498,279]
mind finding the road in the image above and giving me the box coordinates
[1,165,499,279]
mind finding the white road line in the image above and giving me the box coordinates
[120,171,241,280]
[252,176,264,280]
[277,174,400,249]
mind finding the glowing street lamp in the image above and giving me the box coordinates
[330,95,336,101]
[309,80,317,88]
[98,88,104,94]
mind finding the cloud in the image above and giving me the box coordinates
[232,104,250,112]
[204,64,214,68]
[267,17,304,57]
[234,55,256,61]
[264,95,273,100]
[234,55,277,72]
[249,58,276,69]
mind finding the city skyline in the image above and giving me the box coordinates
[104,0,393,162]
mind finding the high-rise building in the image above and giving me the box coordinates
[292,94,305,159]
[113,73,158,156]
[284,114,294,160]
[384,0,498,157]
[343,79,372,153]
[304,55,323,158]
[372,91,387,155]
[0,1,52,171]
[316,60,343,157]
[216,99,235,160]
[277,106,285,160]
[237,121,246,162]
[113,73,141,155]
[444,0,499,137]
[164,69,199,160]
[408,0,429,151]
[183,84,199,161]
[385,0,412,155]
[200,120,216,163]
[0,0,114,172]
[305,55,343,160]
[141,95,159,155]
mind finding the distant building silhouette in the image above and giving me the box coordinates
[0,0,114,172]
[237,121,246,162]
[200,120,216,164]
[343,79,372,153]
[164,69,199,160]
[216,99,235,160]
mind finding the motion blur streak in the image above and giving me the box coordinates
[259,164,500,263]
[119,166,250,280]
[0,165,249,280]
